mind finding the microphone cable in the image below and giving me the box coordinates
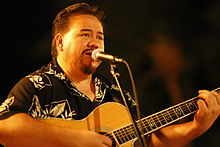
[122,60,147,147]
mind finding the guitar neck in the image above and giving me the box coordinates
[112,87,220,145]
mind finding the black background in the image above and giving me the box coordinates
[1,0,220,146]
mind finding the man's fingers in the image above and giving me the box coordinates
[198,90,208,93]
[198,90,217,107]
[101,135,112,147]
[197,90,220,119]
[211,91,220,105]
[198,90,220,108]
[197,99,208,114]
[198,92,210,107]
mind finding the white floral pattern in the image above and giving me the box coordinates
[0,96,15,116]
[28,95,76,120]
[27,74,52,90]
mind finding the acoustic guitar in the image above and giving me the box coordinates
[40,88,220,147]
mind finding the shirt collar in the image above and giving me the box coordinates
[46,60,106,104]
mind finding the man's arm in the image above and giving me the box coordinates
[148,90,220,147]
[0,113,112,147]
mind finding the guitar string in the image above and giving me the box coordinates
[124,101,197,130]
[115,106,196,134]
[114,88,220,142]
[114,111,199,144]
[119,126,128,142]
[114,108,198,143]
[113,125,132,142]
[140,105,196,129]
[114,108,197,141]
[141,109,197,129]
[139,98,199,128]
[119,126,133,141]
[113,100,199,142]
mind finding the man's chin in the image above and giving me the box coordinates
[80,66,96,75]
[80,57,101,75]
[80,62,98,75]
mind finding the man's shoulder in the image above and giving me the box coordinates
[8,64,51,95]
[25,63,57,90]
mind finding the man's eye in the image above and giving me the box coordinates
[81,34,89,37]
[97,36,104,41]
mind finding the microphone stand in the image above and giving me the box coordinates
[109,63,146,147]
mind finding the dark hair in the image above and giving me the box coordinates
[51,3,105,59]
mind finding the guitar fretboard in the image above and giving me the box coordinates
[112,87,220,145]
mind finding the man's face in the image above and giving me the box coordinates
[59,14,104,75]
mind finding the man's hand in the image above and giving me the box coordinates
[193,90,220,134]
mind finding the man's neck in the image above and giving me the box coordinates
[67,70,93,86]
[56,57,91,82]
[56,58,95,101]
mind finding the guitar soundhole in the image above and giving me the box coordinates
[99,132,117,147]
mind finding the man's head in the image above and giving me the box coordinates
[51,3,105,59]
[51,3,105,76]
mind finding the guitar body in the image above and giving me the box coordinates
[40,102,139,147]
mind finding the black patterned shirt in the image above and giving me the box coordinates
[0,60,135,120]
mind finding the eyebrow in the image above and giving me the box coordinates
[80,29,104,35]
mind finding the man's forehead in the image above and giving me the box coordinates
[69,14,103,33]
[79,28,104,35]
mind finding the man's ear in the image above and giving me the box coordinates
[55,33,64,52]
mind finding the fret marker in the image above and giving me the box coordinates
[175,108,183,116]
[188,102,197,111]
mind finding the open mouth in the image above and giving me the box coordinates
[83,49,94,56]
[85,52,92,56]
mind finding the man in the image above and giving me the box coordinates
[0,3,219,147]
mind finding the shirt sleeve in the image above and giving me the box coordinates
[0,77,37,120]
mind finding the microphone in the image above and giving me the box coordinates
[91,49,124,63]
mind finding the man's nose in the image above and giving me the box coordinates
[87,39,99,49]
